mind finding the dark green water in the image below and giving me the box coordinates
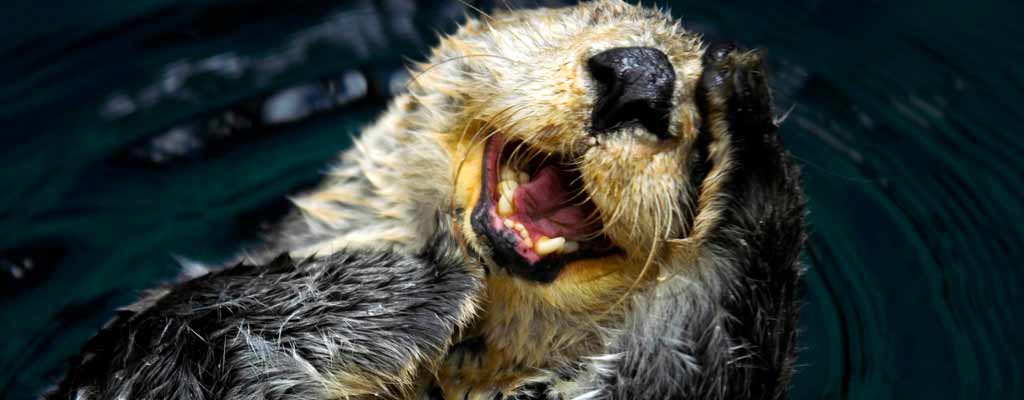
[2,1,1021,398]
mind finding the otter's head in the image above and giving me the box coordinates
[408,1,729,294]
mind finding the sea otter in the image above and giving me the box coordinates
[46,1,806,399]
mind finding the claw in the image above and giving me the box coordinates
[704,41,737,64]
[696,43,783,180]
[698,44,776,140]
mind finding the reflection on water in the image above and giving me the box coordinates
[1,0,1021,398]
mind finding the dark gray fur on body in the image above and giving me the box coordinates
[45,221,481,399]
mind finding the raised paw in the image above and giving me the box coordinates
[695,42,804,244]
[699,43,777,152]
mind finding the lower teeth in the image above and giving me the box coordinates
[498,193,515,216]
[501,219,580,257]
[535,236,565,256]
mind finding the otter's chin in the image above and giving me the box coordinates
[469,134,619,283]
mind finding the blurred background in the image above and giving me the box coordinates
[2,0,1021,398]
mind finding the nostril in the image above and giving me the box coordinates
[588,47,676,139]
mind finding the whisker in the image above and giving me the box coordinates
[599,196,663,318]
[456,0,494,21]
[506,122,548,171]
[447,104,530,216]
[406,53,523,94]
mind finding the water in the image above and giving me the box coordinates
[2,1,1021,398]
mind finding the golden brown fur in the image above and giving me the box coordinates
[278,1,747,398]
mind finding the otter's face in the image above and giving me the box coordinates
[410,1,716,287]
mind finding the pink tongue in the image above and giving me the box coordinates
[512,166,592,239]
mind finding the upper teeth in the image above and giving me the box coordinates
[497,167,522,217]
[498,191,515,217]
[501,167,518,182]
[499,180,519,198]
[517,171,530,184]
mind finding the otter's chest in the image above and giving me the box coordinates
[433,276,626,399]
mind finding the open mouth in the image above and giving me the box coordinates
[470,135,618,282]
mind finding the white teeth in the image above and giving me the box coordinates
[513,223,528,238]
[502,163,529,185]
[497,164,521,219]
[501,167,518,182]
[497,162,569,258]
[501,218,573,256]
[511,222,532,247]
[517,172,530,184]
[498,193,515,217]
[499,180,519,197]
[535,236,566,256]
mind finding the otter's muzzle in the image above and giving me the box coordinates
[587,47,676,139]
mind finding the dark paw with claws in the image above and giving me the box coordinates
[701,44,777,153]
[691,43,807,400]
[698,43,799,207]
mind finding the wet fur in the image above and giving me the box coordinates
[46,1,805,399]
[46,222,482,399]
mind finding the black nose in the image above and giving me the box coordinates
[587,47,676,139]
